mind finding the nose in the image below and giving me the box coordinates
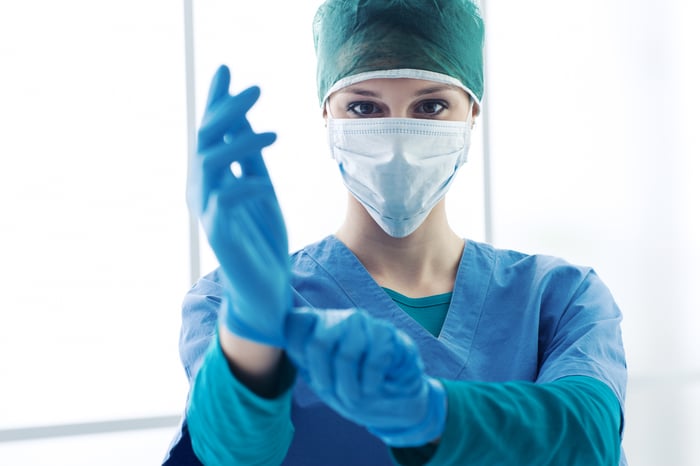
[385,106,411,118]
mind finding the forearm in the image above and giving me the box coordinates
[392,376,621,466]
[187,329,296,465]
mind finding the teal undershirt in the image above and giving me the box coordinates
[382,287,451,337]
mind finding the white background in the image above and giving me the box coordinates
[1,1,698,464]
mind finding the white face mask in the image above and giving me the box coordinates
[327,115,472,238]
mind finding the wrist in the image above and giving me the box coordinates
[370,377,447,447]
[218,323,288,398]
[417,377,448,444]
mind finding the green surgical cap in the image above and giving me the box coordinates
[313,0,485,112]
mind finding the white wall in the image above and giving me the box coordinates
[485,1,700,464]
[0,1,190,463]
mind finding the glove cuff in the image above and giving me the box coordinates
[220,295,287,348]
[369,377,447,447]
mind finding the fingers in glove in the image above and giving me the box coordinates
[360,319,396,395]
[382,331,425,396]
[303,325,339,394]
[334,313,369,406]
[198,86,261,149]
[200,131,277,178]
[301,310,355,394]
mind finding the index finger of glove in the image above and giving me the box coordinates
[205,65,231,110]
[334,314,373,407]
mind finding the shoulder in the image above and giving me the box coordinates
[467,239,595,288]
[468,242,627,401]
[290,235,339,265]
[289,235,353,281]
[185,269,225,300]
[466,240,619,328]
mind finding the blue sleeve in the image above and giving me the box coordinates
[176,271,296,465]
[392,376,621,466]
[179,271,224,382]
[536,268,627,410]
[392,259,627,466]
[187,332,296,465]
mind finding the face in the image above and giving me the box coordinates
[327,78,476,122]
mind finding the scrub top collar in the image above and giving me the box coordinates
[303,235,497,381]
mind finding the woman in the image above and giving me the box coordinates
[164,0,627,464]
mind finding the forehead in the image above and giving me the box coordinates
[335,78,467,99]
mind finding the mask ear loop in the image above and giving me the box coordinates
[468,100,476,129]
[324,100,336,159]
[325,100,335,120]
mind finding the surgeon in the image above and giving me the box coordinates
[163,0,627,464]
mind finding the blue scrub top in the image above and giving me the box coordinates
[164,236,626,465]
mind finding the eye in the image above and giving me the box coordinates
[415,100,447,116]
[347,101,383,117]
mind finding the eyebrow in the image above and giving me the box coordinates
[413,85,458,96]
[339,88,381,98]
[339,84,458,98]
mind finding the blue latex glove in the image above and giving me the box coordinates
[285,308,447,447]
[187,65,290,347]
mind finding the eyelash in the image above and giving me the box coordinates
[347,102,381,116]
[346,100,449,117]
[416,100,448,115]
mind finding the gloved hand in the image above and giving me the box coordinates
[187,64,290,347]
[285,308,447,447]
